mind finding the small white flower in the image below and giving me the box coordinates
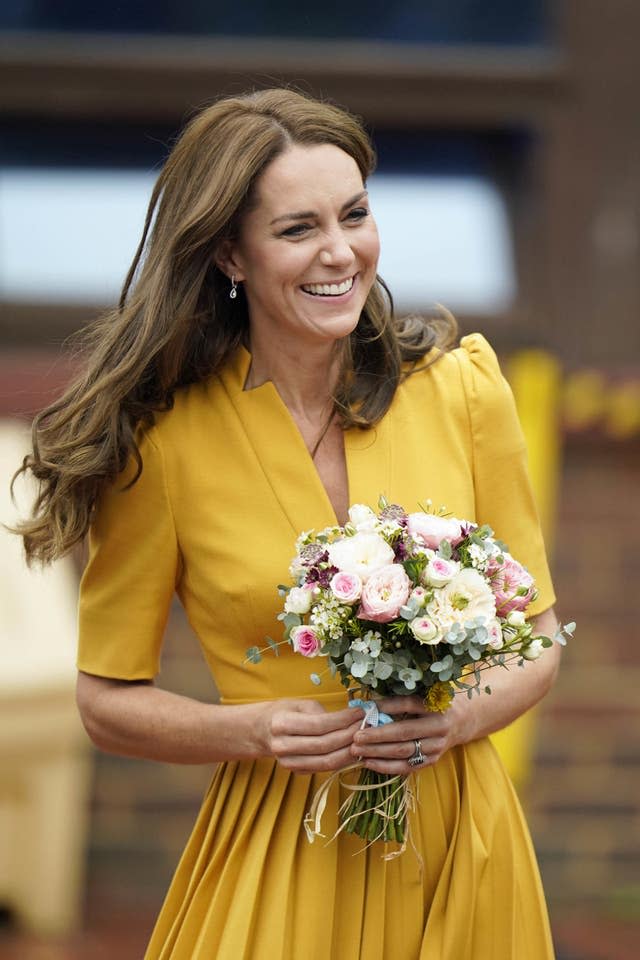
[468,543,490,572]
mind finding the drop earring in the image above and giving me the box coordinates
[229,275,238,300]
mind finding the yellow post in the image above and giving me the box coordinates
[490,349,562,790]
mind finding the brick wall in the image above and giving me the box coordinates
[529,436,640,912]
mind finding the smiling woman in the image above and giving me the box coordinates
[13,88,560,960]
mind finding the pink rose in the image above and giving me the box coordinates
[330,571,362,604]
[489,554,536,616]
[407,512,464,550]
[290,625,322,658]
[357,564,411,623]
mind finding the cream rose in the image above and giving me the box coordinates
[409,616,439,645]
[284,586,313,615]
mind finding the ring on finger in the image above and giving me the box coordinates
[407,738,426,767]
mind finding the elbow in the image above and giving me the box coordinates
[76,670,147,755]
[76,672,111,752]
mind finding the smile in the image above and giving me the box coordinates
[301,276,355,297]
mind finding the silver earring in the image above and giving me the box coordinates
[229,275,238,300]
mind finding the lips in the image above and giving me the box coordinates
[301,276,354,297]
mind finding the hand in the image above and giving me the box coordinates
[350,694,470,775]
[259,699,366,774]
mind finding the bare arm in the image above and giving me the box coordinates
[351,607,562,772]
[76,671,364,772]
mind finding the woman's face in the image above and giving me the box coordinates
[224,143,380,347]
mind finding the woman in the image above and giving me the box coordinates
[16,88,560,959]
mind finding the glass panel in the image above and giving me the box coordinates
[1,1,551,46]
[0,167,514,313]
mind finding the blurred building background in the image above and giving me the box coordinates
[1,2,639,958]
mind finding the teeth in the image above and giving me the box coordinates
[302,277,354,296]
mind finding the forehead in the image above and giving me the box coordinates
[252,143,364,213]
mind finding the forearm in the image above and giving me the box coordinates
[77,671,268,764]
[453,611,562,745]
[77,671,365,770]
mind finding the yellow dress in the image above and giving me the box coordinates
[78,334,556,960]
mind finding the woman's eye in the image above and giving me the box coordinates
[280,223,311,238]
[346,207,369,222]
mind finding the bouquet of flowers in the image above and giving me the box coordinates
[247,497,573,850]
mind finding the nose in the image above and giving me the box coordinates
[319,226,356,269]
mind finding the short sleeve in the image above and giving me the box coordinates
[455,333,556,618]
[77,427,180,679]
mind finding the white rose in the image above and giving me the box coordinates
[409,616,439,645]
[423,556,460,587]
[284,586,313,615]
[522,638,544,660]
[328,532,395,582]
[348,503,379,532]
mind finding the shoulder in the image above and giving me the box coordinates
[400,332,504,402]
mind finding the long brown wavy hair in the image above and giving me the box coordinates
[14,87,457,565]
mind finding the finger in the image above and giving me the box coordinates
[362,756,432,776]
[354,715,447,746]
[273,719,364,758]
[273,705,364,737]
[277,743,361,773]
[352,736,441,762]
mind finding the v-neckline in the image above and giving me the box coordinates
[218,344,392,536]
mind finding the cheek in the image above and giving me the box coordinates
[362,222,381,269]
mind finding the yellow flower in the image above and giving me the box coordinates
[425,681,454,713]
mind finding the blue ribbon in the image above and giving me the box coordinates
[348,698,393,727]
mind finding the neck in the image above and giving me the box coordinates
[245,327,342,420]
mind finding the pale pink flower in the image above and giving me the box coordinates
[357,564,411,623]
[407,512,464,550]
[486,619,504,649]
[330,571,362,604]
[290,625,322,658]
[423,556,460,587]
[490,554,536,616]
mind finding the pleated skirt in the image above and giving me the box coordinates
[144,734,554,960]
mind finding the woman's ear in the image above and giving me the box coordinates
[214,240,245,282]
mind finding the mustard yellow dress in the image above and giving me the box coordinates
[78,334,556,960]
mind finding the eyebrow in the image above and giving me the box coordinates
[269,189,368,226]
